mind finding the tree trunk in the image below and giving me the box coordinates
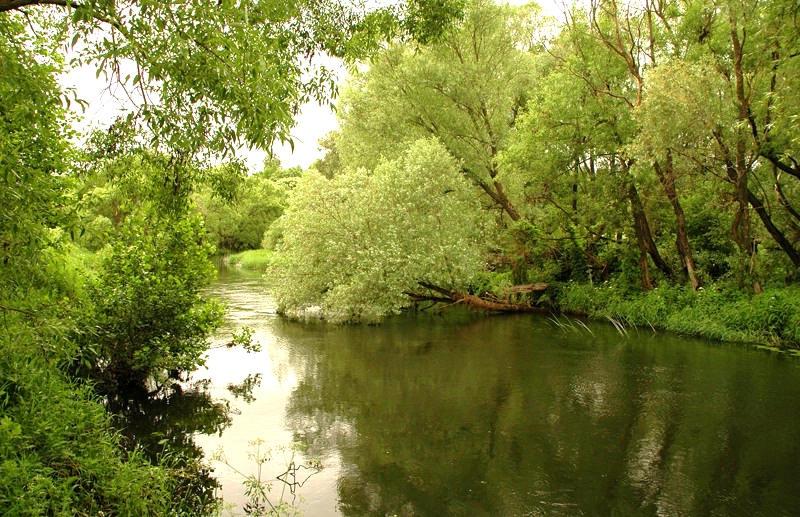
[730,14,761,292]
[716,133,800,274]
[627,181,673,286]
[493,180,521,221]
[409,282,550,313]
[748,189,800,269]
[572,157,579,213]
[773,168,800,225]
[470,171,521,222]
[653,152,700,290]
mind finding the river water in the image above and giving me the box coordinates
[181,268,800,516]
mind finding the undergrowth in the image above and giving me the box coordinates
[555,282,800,347]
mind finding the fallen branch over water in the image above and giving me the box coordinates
[405,281,550,313]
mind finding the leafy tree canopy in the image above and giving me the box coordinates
[271,138,488,323]
[0,0,466,160]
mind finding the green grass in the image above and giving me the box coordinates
[226,249,274,271]
[0,311,205,515]
[554,282,800,348]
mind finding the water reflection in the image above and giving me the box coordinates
[127,268,800,516]
[228,373,264,403]
[111,380,231,460]
[109,380,230,513]
[191,269,343,514]
[271,310,800,516]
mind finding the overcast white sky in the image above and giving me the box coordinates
[60,0,565,172]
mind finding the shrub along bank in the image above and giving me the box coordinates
[555,283,800,348]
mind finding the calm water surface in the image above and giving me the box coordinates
[188,268,800,516]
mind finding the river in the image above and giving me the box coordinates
[169,267,800,516]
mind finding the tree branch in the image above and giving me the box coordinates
[0,0,78,13]
[0,0,120,29]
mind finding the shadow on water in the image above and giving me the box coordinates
[107,379,234,513]
[105,266,270,512]
[110,264,319,514]
[109,380,232,462]
[108,368,270,512]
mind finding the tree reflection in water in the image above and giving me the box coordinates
[228,373,264,403]
[111,369,323,515]
[109,378,235,512]
[273,311,800,516]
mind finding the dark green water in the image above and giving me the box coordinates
[183,269,800,516]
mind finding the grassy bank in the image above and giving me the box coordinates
[226,249,273,271]
[554,283,800,349]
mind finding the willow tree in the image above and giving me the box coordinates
[501,7,677,290]
[557,1,704,289]
[336,0,543,223]
[629,0,800,286]
[271,139,488,323]
[697,0,800,283]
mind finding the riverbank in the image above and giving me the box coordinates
[241,251,800,349]
[554,282,800,349]
[224,249,273,271]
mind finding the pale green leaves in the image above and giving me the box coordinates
[270,139,487,323]
[336,0,538,193]
[633,59,731,164]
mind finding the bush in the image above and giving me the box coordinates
[83,212,223,392]
[0,323,200,516]
[271,139,488,323]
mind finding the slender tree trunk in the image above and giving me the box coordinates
[716,132,800,273]
[628,182,654,290]
[493,179,521,221]
[633,230,654,290]
[653,152,700,290]
[730,13,761,292]
[572,157,580,213]
[469,168,521,222]
[773,168,800,225]
[764,55,800,228]
[484,165,528,282]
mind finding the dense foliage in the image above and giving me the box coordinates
[271,139,487,322]
[271,0,800,341]
[0,15,215,515]
[85,207,222,390]
[3,0,800,512]
[0,0,462,158]
[0,324,200,515]
[0,0,467,514]
[195,159,298,253]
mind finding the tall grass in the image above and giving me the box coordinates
[555,282,800,348]
[226,249,274,271]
